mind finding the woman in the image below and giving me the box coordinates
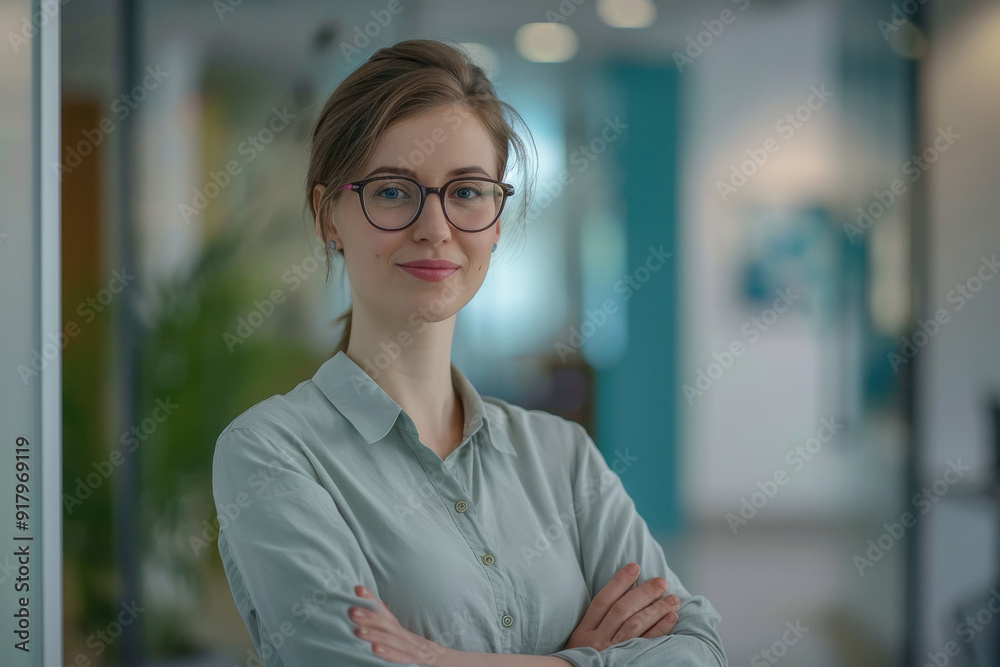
[212,38,726,666]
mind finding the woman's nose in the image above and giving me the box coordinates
[411,192,453,240]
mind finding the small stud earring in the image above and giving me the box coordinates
[330,240,338,251]
[491,243,497,253]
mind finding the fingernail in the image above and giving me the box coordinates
[626,563,639,575]
[667,595,679,605]
[653,577,667,590]
[666,612,677,623]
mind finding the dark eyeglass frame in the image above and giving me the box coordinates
[338,175,516,233]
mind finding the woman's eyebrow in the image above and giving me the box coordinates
[361,165,493,179]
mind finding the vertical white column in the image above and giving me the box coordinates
[38,0,63,663]
[0,0,62,663]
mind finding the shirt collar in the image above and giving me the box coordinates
[312,350,517,457]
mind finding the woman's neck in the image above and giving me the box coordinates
[345,320,462,456]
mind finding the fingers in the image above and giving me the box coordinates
[352,625,421,663]
[607,591,678,645]
[596,572,670,638]
[355,585,392,616]
[575,563,644,633]
[639,596,681,640]
[350,593,440,664]
[350,586,400,638]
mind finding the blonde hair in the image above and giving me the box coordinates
[303,38,536,354]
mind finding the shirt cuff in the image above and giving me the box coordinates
[546,646,602,667]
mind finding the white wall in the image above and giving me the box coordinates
[921,0,1000,653]
[680,0,902,527]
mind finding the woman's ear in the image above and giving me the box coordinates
[313,183,344,252]
[312,184,327,242]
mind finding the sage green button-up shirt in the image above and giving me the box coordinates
[212,350,727,666]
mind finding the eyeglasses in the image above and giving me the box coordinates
[338,175,515,232]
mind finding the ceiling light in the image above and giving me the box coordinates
[514,23,578,63]
[597,0,656,29]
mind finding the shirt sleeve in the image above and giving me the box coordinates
[545,422,728,666]
[212,425,424,666]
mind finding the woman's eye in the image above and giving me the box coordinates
[454,186,482,199]
[376,187,403,200]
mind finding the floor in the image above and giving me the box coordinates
[656,521,905,666]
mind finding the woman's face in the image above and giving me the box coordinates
[318,103,502,329]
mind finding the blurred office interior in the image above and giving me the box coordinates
[23,0,1000,663]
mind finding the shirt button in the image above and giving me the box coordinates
[481,553,495,566]
[501,614,513,627]
[455,500,468,513]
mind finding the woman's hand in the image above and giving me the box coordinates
[563,562,681,652]
[348,585,451,665]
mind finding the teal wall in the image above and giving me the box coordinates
[596,62,681,536]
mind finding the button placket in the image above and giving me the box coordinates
[400,425,516,640]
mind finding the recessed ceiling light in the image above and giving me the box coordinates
[597,0,657,29]
[514,22,579,63]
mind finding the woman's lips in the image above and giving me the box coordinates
[399,262,459,283]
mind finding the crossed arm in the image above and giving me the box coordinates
[213,425,726,666]
[345,422,727,666]
[347,561,682,665]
